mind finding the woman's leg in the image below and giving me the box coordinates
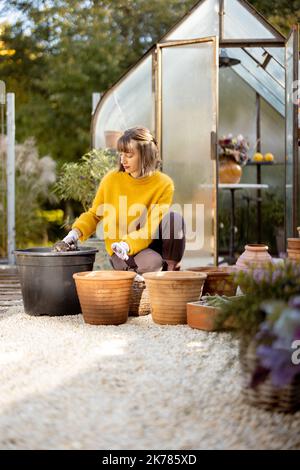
[149,211,186,270]
[109,211,185,273]
[109,248,163,274]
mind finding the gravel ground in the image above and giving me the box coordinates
[0,306,299,450]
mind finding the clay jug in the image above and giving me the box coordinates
[236,244,272,272]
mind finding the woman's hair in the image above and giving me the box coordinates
[117,126,161,176]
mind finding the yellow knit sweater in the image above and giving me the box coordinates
[72,169,174,256]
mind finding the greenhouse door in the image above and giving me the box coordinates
[155,37,218,266]
[285,25,299,238]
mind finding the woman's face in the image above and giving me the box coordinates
[119,140,141,178]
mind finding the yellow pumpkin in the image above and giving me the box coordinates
[264,153,274,162]
[253,152,263,162]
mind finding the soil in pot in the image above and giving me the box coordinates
[143,271,207,325]
[73,270,136,325]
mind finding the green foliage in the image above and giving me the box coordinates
[215,261,300,335]
[218,189,284,255]
[53,148,118,212]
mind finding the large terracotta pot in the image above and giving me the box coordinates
[218,156,242,184]
[73,270,136,325]
[287,238,300,251]
[187,266,237,296]
[104,130,123,149]
[236,244,272,272]
[144,271,207,325]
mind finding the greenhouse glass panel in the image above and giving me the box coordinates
[226,48,285,115]
[244,47,285,87]
[166,0,219,40]
[160,40,217,265]
[265,47,284,66]
[93,55,153,149]
[223,0,278,39]
[219,68,256,152]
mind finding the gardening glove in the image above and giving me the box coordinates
[52,229,80,252]
[111,241,129,261]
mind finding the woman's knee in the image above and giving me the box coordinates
[134,249,163,274]
[109,254,128,270]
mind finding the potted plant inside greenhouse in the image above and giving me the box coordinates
[53,147,118,270]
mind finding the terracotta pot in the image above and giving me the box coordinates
[218,156,242,184]
[104,130,123,149]
[187,266,237,296]
[287,249,300,261]
[236,244,272,272]
[287,238,300,251]
[144,271,207,325]
[187,302,220,331]
[73,270,135,325]
[187,301,235,331]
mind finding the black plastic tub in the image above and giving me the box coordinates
[14,247,98,316]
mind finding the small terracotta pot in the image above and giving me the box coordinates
[187,302,235,331]
[144,271,207,325]
[236,244,272,271]
[287,238,300,251]
[187,266,237,296]
[73,270,136,325]
[218,156,242,184]
[187,302,220,331]
[104,130,123,149]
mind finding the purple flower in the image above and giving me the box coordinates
[289,296,300,309]
[271,269,282,283]
[256,344,300,388]
[252,268,265,283]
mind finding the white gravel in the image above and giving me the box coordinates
[0,306,299,450]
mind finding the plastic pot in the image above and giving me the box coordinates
[14,247,98,316]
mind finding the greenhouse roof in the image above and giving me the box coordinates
[93,0,288,148]
[165,0,286,115]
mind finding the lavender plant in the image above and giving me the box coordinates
[215,260,300,335]
[251,297,300,388]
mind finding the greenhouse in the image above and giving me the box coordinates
[92,0,299,266]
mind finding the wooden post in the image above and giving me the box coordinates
[6,93,15,265]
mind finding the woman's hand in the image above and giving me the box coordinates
[111,241,129,260]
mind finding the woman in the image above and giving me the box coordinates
[60,127,185,274]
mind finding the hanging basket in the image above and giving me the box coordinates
[128,279,151,316]
[239,337,300,413]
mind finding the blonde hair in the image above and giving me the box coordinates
[117,126,161,176]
